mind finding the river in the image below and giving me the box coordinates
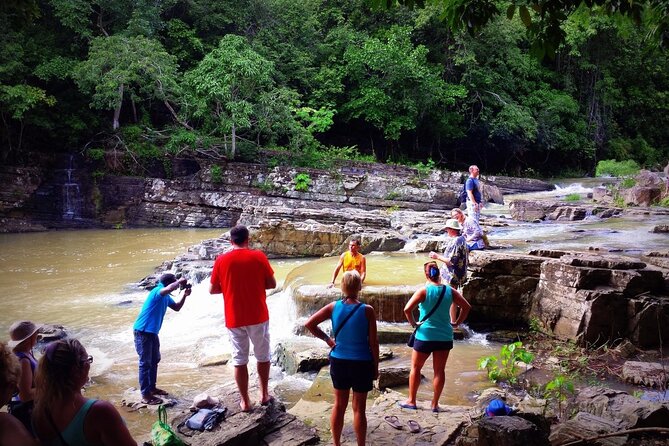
[1,181,665,440]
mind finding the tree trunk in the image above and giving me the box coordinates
[163,100,193,130]
[231,122,236,159]
[113,84,124,130]
[131,98,138,123]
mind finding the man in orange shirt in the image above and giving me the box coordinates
[209,225,277,411]
[329,238,367,287]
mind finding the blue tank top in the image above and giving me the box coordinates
[13,351,37,402]
[330,300,372,361]
[43,399,97,446]
[415,285,454,342]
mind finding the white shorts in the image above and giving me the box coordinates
[227,321,271,366]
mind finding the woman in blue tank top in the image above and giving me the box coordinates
[305,270,379,446]
[32,339,137,446]
[401,261,471,412]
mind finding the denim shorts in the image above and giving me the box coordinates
[329,356,374,393]
[413,339,453,354]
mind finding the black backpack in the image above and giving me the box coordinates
[458,183,468,205]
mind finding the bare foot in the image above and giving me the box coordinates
[239,399,253,412]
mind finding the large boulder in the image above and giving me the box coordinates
[531,254,669,347]
[573,387,669,429]
[462,251,545,326]
[456,416,549,446]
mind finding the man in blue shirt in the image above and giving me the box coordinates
[133,273,190,404]
[465,165,483,223]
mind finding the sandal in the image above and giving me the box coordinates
[398,402,418,410]
[141,396,163,405]
[152,387,169,396]
[383,415,403,430]
[407,420,421,433]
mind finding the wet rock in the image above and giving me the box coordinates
[375,366,410,389]
[199,354,231,368]
[614,339,637,359]
[274,339,393,374]
[574,387,669,429]
[377,324,413,344]
[531,254,669,347]
[38,324,67,343]
[463,252,544,325]
[622,187,662,207]
[171,381,319,446]
[622,361,669,388]
[651,225,669,233]
[548,206,588,221]
[291,387,472,446]
[291,284,418,322]
[549,412,626,446]
[457,416,549,446]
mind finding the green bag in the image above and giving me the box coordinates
[151,405,186,446]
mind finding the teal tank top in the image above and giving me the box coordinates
[44,399,97,446]
[415,285,453,342]
[330,300,372,361]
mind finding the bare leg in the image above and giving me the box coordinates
[257,360,271,404]
[234,364,252,411]
[405,349,429,406]
[431,350,451,410]
[351,391,368,446]
[331,388,350,446]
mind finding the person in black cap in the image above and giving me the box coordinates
[132,273,191,405]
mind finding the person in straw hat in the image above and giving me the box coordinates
[0,342,37,445]
[429,218,469,330]
[7,320,42,434]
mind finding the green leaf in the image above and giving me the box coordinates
[507,5,515,20]
[519,6,532,27]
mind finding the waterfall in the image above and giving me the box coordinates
[62,155,82,220]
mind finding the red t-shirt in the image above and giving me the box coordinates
[210,248,275,328]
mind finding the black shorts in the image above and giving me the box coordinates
[329,356,374,393]
[413,339,453,354]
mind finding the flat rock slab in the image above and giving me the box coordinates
[622,361,669,388]
[171,381,319,446]
[549,412,626,446]
[290,387,471,446]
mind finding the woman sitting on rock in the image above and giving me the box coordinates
[7,320,41,434]
[32,338,137,446]
[0,342,36,446]
[401,261,471,412]
[305,270,379,446]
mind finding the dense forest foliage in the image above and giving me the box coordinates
[1,0,667,176]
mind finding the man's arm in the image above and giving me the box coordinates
[168,287,191,312]
[265,274,277,290]
[360,256,367,283]
[209,281,221,294]
[160,278,186,296]
[329,254,345,287]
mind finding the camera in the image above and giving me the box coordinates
[180,282,192,291]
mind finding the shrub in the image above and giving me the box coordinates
[564,193,581,201]
[478,341,534,384]
[595,159,640,177]
[294,173,312,192]
[210,165,223,183]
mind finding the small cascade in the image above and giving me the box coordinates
[62,155,82,220]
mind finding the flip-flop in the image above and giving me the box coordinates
[398,402,418,410]
[383,415,403,430]
[141,396,163,405]
[407,420,421,433]
[432,406,442,413]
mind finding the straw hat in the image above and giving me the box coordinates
[8,321,42,348]
[444,218,461,231]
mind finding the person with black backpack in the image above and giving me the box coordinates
[465,165,483,223]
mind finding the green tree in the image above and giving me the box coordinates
[339,26,466,159]
[183,34,277,158]
[73,35,182,130]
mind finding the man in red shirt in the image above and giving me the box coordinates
[209,225,277,411]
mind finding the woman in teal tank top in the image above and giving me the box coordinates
[32,339,137,446]
[401,261,471,412]
[305,270,379,446]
